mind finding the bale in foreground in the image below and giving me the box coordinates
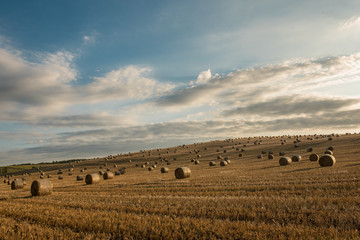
[175,167,191,179]
[319,154,336,167]
[85,173,101,184]
[11,179,24,190]
[31,179,53,196]
[279,157,292,166]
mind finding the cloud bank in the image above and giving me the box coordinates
[0,40,359,165]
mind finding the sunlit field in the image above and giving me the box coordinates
[1,133,359,239]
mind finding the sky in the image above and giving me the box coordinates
[0,0,360,166]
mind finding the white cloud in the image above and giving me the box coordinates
[196,69,212,84]
[84,65,173,102]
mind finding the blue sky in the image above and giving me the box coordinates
[0,0,360,165]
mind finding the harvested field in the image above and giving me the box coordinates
[0,134,360,239]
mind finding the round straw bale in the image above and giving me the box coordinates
[98,171,104,175]
[166,162,171,165]
[103,171,114,180]
[85,174,100,184]
[324,150,333,155]
[238,153,243,157]
[307,147,313,152]
[120,169,126,174]
[80,169,84,172]
[217,155,223,159]
[77,175,84,181]
[257,155,262,159]
[268,154,274,159]
[220,160,228,166]
[327,146,334,151]
[68,173,73,176]
[309,153,319,162]
[279,157,292,166]
[194,160,200,165]
[47,174,52,178]
[225,159,231,164]
[40,175,45,179]
[291,154,302,162]
[115,171,121,175]
[161,167,169,173]
[328,137,333,141]
[190,159,195,162]
[148,167,154,171]
[209,161,216,166]
[58,176,63,180]
[262,150,267,154]
[4,179,7,183]
[11,179,24,190]
[175,167,191,179]
[319,154,336,167]
[279,151,286,156]
[31,179,53,196]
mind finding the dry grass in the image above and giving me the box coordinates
[0,134,360,239]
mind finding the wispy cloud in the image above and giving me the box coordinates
[82,32,98,45]
[338,16,360,30]
[157,53,360,109]
[0,44,174,126]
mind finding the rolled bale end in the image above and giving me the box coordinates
[175,167,191,179]
[257,155,262,159]
[209,161,216,166]
[279,151,286,156]
[279,157,292,166]
[307,147,313,152]
[324,150,333,155]
[194,160,200,165]
[11,179,24,190]
[309,153,319,162]
[225,159,231,164]
[115,171,121,176]
[85,174,100,185]
[148,167,154,171]
[238,153,243,157]
[291,154,302,162]
[161,167,169,173]
[31,179,53,196]
[268,154,274,160]
[103,171,114,180]
[77,175,84,181]
[220,160,228,166]
[319,154,336,167]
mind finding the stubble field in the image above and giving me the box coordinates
[0,133,359,239]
